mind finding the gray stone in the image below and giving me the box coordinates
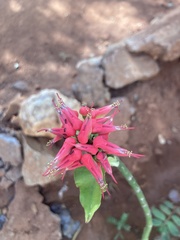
[12,81,29,92]
[22,136,60,187]
[72,63,110,106]
[0,177,13,190]
[6,167,22,182]
[126,6,180,61]
[76,56,102,68]
[18,89,81,137]
[0,134,22,167]
[0,180,62,240]
[102,45,159,89]
[168,189,180,203]
[50,203,80,239]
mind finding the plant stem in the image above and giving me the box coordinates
[117,159,152,240]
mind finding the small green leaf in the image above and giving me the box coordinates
[172,215,180,226]
[114,232,122,240]
[74,167,102,223]
[159,225,170,240]
[123,224,131,232]
[117,213,130,231]
[175,207,180,215]
[159,204,172,215]
[151,207,166,221]
[166,220,180,237]
[108,155,120,167]
[163,200,174,209]
[107,217,118,226]
[153,218,163,227]
[120,213,129,224]
[159,225,169,235]
[161,233,170,240]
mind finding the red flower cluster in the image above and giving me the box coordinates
[40,94,142,193]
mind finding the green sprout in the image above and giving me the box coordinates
[152,200,180,240]
[107,213,131,240]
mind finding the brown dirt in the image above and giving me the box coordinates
[1,0,180,240]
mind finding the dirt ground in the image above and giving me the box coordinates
[0,0,180,240]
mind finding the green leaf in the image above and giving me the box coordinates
[175,207,180,215]
[117,213,129,231]
[151,207,166,221]
[153,218,163,227]
[108,155,120,167]
[107,217,118,226]
[120,213,129,224]
[74,167,102,223]
[123,224,131,232]
[159,225,171,240]
[159,225,169,235]
[163,200,174,209]
[159,204,172,215]
[161,233,170,240]
[166,220,180,237]
[114,232,122,240]
[172,215,180,226]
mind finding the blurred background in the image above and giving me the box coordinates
[0,0,180,239]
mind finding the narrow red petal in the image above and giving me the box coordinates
[93,136,143,158]
[81,153,106,189]
[77,114,92,144]
[96,152,117,183]
[75,143,98,155]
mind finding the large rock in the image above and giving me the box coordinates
[102,45,159,89]
[72,63,110,106]
[0,180,62,240]
[22,136,60,186]
[0,133,22,208]
[126,6,180,61]
[0,133,22,167]
[18,89,81,137]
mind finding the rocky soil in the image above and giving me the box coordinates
[0,1,180,240]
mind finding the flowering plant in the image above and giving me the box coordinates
[40,94,152,239]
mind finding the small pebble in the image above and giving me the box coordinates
[0,214,6,230]
[58,184,68,200]
[168,189,180,203]
[158,134,166,145]
[14,62,19,70]
[50,203,63,215]
[2,207,8,215]
[165,2,174,8]
[133,93,139,101]
[31,203,38,215]
[13,81,29,92]
[130,106,136,115]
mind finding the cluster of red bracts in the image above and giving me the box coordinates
[39,94,142,194]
